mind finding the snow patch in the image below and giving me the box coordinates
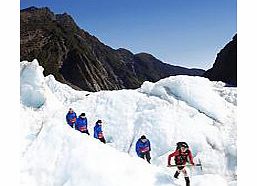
[20,60,46,108]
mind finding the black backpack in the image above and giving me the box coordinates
[176,142,189,150]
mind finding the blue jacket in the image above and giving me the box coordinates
[94,123,103,139]
[136,138,151,156]
[75,116,88,131]
[66,111,77,125]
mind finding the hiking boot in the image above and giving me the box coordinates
[185,177,190,186]
[174,171,180,179]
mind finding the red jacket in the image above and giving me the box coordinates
[168,149,194,165]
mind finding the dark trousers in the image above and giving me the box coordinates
[139,151,151,163]
[174,166,190,186]
[99,137,106,144]
[68,123,75,128]
[81,130,90,135]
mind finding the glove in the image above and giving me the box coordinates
[191,162,195,166]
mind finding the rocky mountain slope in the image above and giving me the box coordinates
[21,6,204,91]
[204,35,237,86]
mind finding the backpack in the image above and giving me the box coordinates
[176,142,189,150]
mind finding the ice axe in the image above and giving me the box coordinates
[198,159,203,171]
[167,163,203,171]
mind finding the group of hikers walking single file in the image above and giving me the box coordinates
[66,108,197,186]
[66,108,106,143]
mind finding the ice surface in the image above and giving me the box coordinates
[20,60,46,108]
[20,60,236,186]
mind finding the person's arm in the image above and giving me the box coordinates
[135,141,140,156]
[167,150,180,166]
[73,113,77,122]
[66,113,69,123]
[85,118,88,127]
[148,140,151,151]
[188,150,194,165]
[95,126,102,137]
[96,127,100,136]
[93,126,97,138]
[77,118,82,128]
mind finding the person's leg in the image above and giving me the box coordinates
[181,168,190,186]
[184,177,190,186]
[145,151,151,163]
[85,130,90,135]
[181,168,188,177]
[142,153,146,159]
[138,153,144,159]
[174,166,184,178]
[99,137,106,144]
[174,170,180,178]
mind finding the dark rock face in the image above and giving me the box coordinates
[21,7,205,91]
[204,35,237,86]
[133,53,205,82]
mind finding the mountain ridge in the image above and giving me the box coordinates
[203,34,237,86]
[20,6,205,91]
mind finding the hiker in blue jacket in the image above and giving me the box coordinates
[136,135,151,163]
[66,108,77,128]
[75,113,90,135]
[94,120,106,144]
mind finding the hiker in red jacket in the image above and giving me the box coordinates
[167,142,194,186]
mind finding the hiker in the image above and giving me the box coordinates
[66,108,77,128]
[94,120,106,144]
[167,142,194,186]
[135,135,151,163]
[75,113,90,135]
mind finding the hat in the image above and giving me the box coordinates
[69,108,73,111]
[140,135,146,139]
[97,120,102,123]
[80,113,85,117]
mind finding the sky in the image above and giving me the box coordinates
[20,0,236,70]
